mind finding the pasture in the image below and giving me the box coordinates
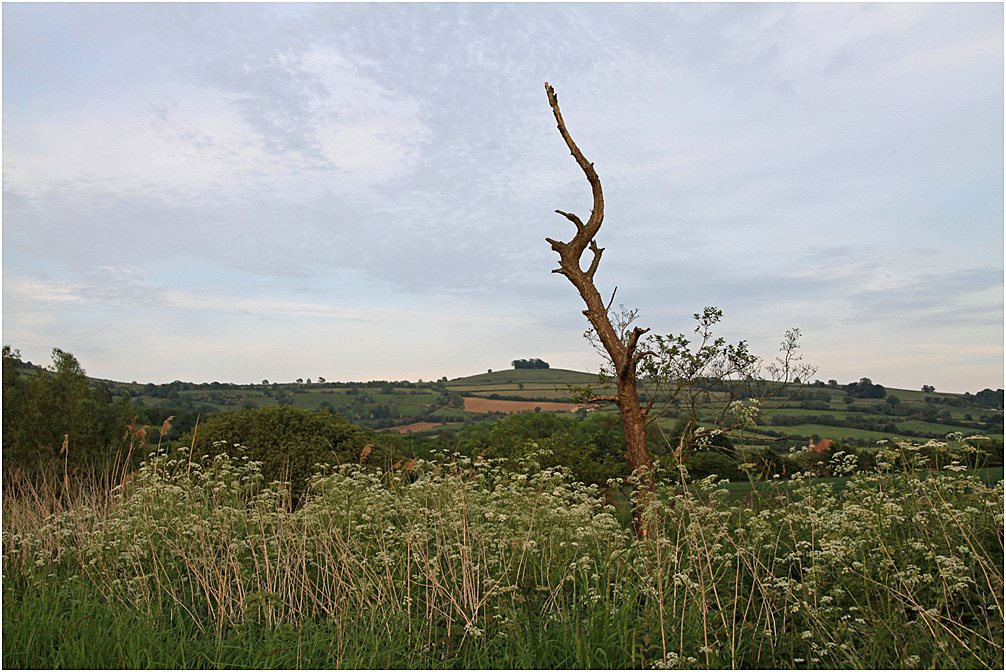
[87,366,1003,449]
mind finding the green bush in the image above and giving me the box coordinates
[463,412,629,490]
[685,449,744,482]
[179,405,398,500]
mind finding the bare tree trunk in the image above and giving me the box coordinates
[543,83,656,538]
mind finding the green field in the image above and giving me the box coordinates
[754,422,901,443]
[5,345,998,446]
[446,367,599,386]
[88,367,1003,447]
[445,370,605,400]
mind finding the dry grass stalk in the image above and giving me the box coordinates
[186,414,199,477]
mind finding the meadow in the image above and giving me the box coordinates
[3,438,1002,669]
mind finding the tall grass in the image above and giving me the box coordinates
[4,438,1003,669]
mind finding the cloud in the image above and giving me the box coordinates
[2,3,1001,390]
[1,267,530,328]
[3,59,430,200]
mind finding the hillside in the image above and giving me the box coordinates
[6,344,999,449]
[446,367,600,397]
[85,365,1004,450]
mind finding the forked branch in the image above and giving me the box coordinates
[544,82,606,275]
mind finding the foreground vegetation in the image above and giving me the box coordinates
[4,437,1002,669]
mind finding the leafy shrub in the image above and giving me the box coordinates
[685,449,744,481]
[178,405,398,500]
[464,412,629,490]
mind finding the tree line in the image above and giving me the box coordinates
[3,346,141,484]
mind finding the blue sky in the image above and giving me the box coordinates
[3,2,1003,393]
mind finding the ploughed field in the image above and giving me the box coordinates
[461,397,578,414]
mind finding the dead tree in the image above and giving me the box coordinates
[543,82,657,538]
[543,83,814,540]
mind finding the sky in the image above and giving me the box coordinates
[2,2,1003,393]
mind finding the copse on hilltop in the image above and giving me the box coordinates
[511,358,550,370]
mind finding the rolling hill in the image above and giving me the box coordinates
[88,366,1003,449]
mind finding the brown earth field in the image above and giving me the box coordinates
[387,421,447,434]
[462,397,578,413]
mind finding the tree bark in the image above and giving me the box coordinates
[543,83,655,538]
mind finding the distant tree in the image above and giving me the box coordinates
[973,388,1004,408]
[262,379,269,386]
[846,377,886,399]
[921,385,935,393]
[296,378,304,385]
[317,376,326,384]
[886,395,901,407]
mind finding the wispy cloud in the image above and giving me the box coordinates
[2,2,1001,390]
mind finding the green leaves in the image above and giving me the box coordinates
[181,405,402,501]
[2,345,138,483]
[643,307,758,385]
